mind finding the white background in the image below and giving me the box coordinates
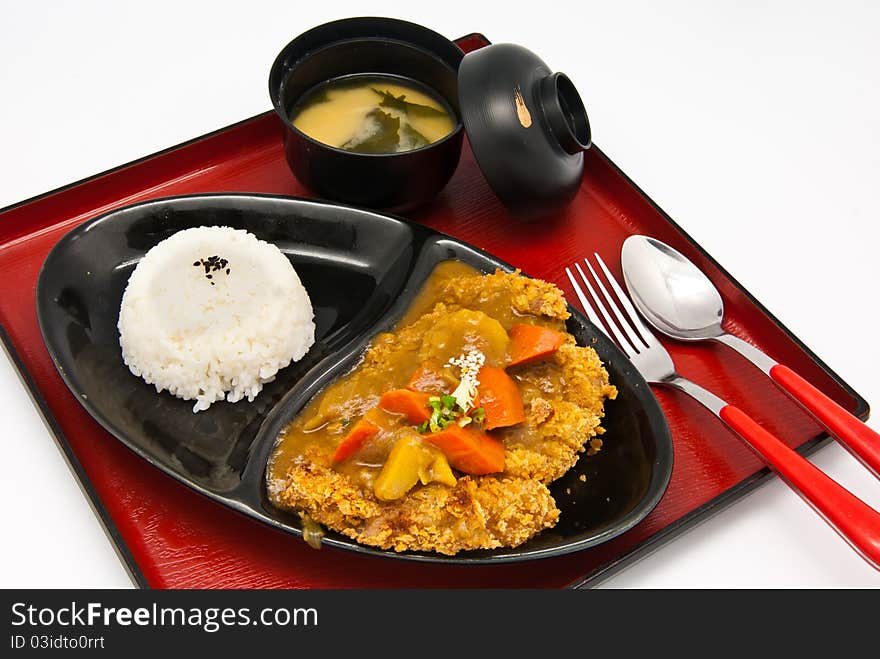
[1,1,879,588]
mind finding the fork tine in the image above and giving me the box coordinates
[574,263,638,357]
[593,252,659,348]
[565,267,606,333]
[584,257,650,351]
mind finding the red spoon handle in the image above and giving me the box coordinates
[770,364,880,478]
[719,404,880,569]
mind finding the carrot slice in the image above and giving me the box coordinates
[475,366,525,430]
[507,324,566,367]
[406,360,451,394]
[379,389,432,424]
[424,425,505,475]
[332,416,380,463]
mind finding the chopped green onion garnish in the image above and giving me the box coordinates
[472,407,486,424]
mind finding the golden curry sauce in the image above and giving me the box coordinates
[267,261,617,554]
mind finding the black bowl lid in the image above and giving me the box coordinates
[458,43,592,221]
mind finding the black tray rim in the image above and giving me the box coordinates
[0,31,869,589]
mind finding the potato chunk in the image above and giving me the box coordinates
[373,431,456,501]
[418,309,509,366]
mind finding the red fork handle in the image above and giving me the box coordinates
[770,364,880,478]
[719,404,880,569]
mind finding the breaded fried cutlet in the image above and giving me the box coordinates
[268,263,616,555]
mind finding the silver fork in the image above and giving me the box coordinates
[567,254,880,570]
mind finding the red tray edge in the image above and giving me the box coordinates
[0,111,271,221]
[569,433,833,587]
[570,145,871,586]
[1,118,869,591]
[589,142,871,426]
[0,322,147,588]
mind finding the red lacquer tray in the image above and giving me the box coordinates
[0,34,868,588]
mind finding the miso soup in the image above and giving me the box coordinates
[290,75,457,154]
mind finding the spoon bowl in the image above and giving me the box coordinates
[620,235,724,341]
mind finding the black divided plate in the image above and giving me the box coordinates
[36,193,673,563]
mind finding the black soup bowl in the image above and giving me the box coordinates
[269,17,465,211]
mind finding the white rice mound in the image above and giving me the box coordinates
[118,226,315,412]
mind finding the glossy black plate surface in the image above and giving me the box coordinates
[36,193,672,563]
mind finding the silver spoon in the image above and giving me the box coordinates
[621,234,880,479]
